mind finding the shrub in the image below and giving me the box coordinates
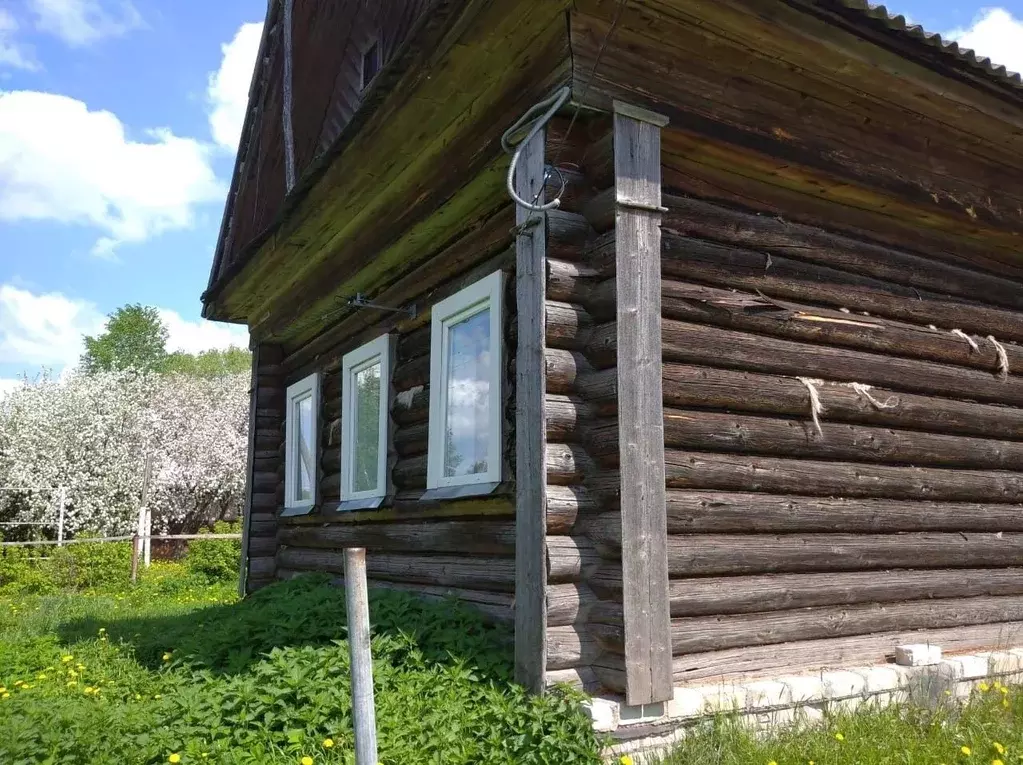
[185,520,242,583]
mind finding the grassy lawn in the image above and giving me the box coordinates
[0,567,600,764]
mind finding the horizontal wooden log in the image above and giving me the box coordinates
[393,385,429,426]
[252,458,278,473]
[660,232,1023,344]
[546,485,596,535]
[546,395,590,442]
[547,583,600,627]
[664,450,1023,502]
[548,626,600,670]
[320,446,341,471]
[248,536,277,557]
[660,279,1023,376]
[547,536,600,583]
[664,194,1023,312]
[662,532,1023,577]
[590,567,1023,617]
[249,520,277,536]
[276,547,515,591]
[392,355,430,391]
[398,326,431,362]
[661,363,1023,441]
[547,209,596,245]
[250,493,279,511]
[547,258,601,304]
[545,348,592,394]
[247,556,275,578]
[546,301,591,351]
[545,666,601,692]
[394,455,427,490]
[278,520,515,555]
[547,443,596,485]
[252,472,278,492]
[366,579,513,623]
[594,595,1023,656]
[664,622,1023,687]
[395,421,429,458]
[654,320,1023,407]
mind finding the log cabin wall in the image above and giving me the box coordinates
[271,214,521,623]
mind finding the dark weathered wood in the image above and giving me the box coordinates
[277,547,516,591]
[240,343,260,595]
[251,493,279,511]
[589,567,1023,616]
[547,258,601,304]
[248,556,276,578]
[546,484,596,534]
[664,450,1023,502]
[613,103,672,705]
[546,535,600,583]
[393,455,427,490]
[547,583,599,626]
[545,300,591,350]
[547,209,596,245]
[394,422,429,458]
[277,520,515,554]
[546,443,595,485]
[514,127,548,695]
[545,666,602,691]
[392,384,430,426]
[660,233,1023,345]
[547,626,600,670]
[280,496,514,526]
[546,395,590,441]
[588,409,1023,471]
[660,532,1023,576]
[651,320,1023,408]
[545,348,591,394]
[660,363,1023,442]
[249,536,277,557]
[366,579,513,623]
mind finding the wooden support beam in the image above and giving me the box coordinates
[515,128,548,694]
[613,102,672,705]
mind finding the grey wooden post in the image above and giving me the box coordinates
[613,100,673,705]
[345,548,378,764]
[514,127,548,693]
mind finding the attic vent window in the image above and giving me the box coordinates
[361,42,380,90]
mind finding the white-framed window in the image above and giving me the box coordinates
[427,270,504,489]
[284,373,319,511]
[340,334,393,501]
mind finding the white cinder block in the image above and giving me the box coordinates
[941,655,989,680]
[821,670,867,699]
[896,644,942,667]
[744,680,792,709]
[668,687,707,719]
[990,651,1023,675]
[699,684,745,714]
[779,675,824,703]
[583,697,619,733]
[859,665,902,694]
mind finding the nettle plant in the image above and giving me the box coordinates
[0,371,248,536]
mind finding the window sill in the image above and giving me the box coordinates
[280,503,316,518]
[330,496,386,513]
[419,481,503,502]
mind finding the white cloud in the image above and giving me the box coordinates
[29,0,142,47]
[0,10,39,71]
[159,309,247,354]
[0,378,26,399]
[0,285,248,375]
[946,8,1023,75]
[207,22,262,151]
[0,90,224,255]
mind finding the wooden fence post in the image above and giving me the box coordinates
[344,548,378,765]
[56,486,66,547]
[141,454,153,568]
[130,505,144,584]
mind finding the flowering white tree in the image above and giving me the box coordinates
[0,370,248,536]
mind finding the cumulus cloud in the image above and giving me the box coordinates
[946,8,1023,75]
[28,0,142,47]
[207,21,263,151]
[0,91,223,255]
[0,284,248,374]
[0,10,39,71]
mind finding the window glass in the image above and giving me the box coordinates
[352,361,382,493]
[294,394,314,502]
[361,43,380,89]
[443,307,491,478]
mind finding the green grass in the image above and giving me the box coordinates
[0,568,601,765]
[651,682,1023,765]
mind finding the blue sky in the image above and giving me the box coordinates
[0,0,1022,395]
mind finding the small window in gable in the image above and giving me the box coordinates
[284,373,320,513]
[427,271,504,490]
[340,334,393,502]
[361,41,380,90]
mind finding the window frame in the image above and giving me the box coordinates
[283,372,320,513]
[340,334,393,503]
[426,270,504,490]
[360,40,380,91]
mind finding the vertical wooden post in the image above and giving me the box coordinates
[141,454,153,568]
[613,100,673,705]
[281,0,296,191]
[239,342,260,597]
[56,486,66,547]
[344,548,378,765]
[514,128,548,693]
[131,504,145,584]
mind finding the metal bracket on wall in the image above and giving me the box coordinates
[347,293,417,319]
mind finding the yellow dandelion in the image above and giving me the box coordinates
[162,652,172,662]
[768,761,778,765]
[322,739,334,749]
[620,757,634,765]
[1,693,8,699]
[301,758,314,765]
[66,681,76,687]
[135,694,142,700]
[168,754,181,764]
[995,743,1006,754]
[1003,699,1011,708]
[14,680,23,686]
[980,682,991,692]
[0,687,5,694]
[835,732,845,741]
[36,674,46,680]
[1001,687,1009,695]
[962,746,972,756]
[154,694,162,699]
[21,684,31,689]
[98,628,106,634]
[993,760,1005,765]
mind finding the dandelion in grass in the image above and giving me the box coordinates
[168,755,181,763]
[962,745,972,756]
[980,683,991,692]
[835,732,845,741]
[162,652,172,662]
[322,739,334,749]
[36,673,46,680]
[995,743,1006,755]
[1003,699,1011,708]
[1,693,8,699]
[619,757,634,765]
[1001,687,1009,696]
[767,761,778,765]
[301,758,314,765]
[993,760,1005,765]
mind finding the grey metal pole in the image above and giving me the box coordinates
[344,547,378,765]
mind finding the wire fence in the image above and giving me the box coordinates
[0,485,68,545]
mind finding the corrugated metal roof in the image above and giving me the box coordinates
[835,0,1023,89]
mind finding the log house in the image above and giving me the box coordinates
[203,0,1023,706]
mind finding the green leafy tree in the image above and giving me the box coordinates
[165,347,251,378]
[81,304,169,373]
